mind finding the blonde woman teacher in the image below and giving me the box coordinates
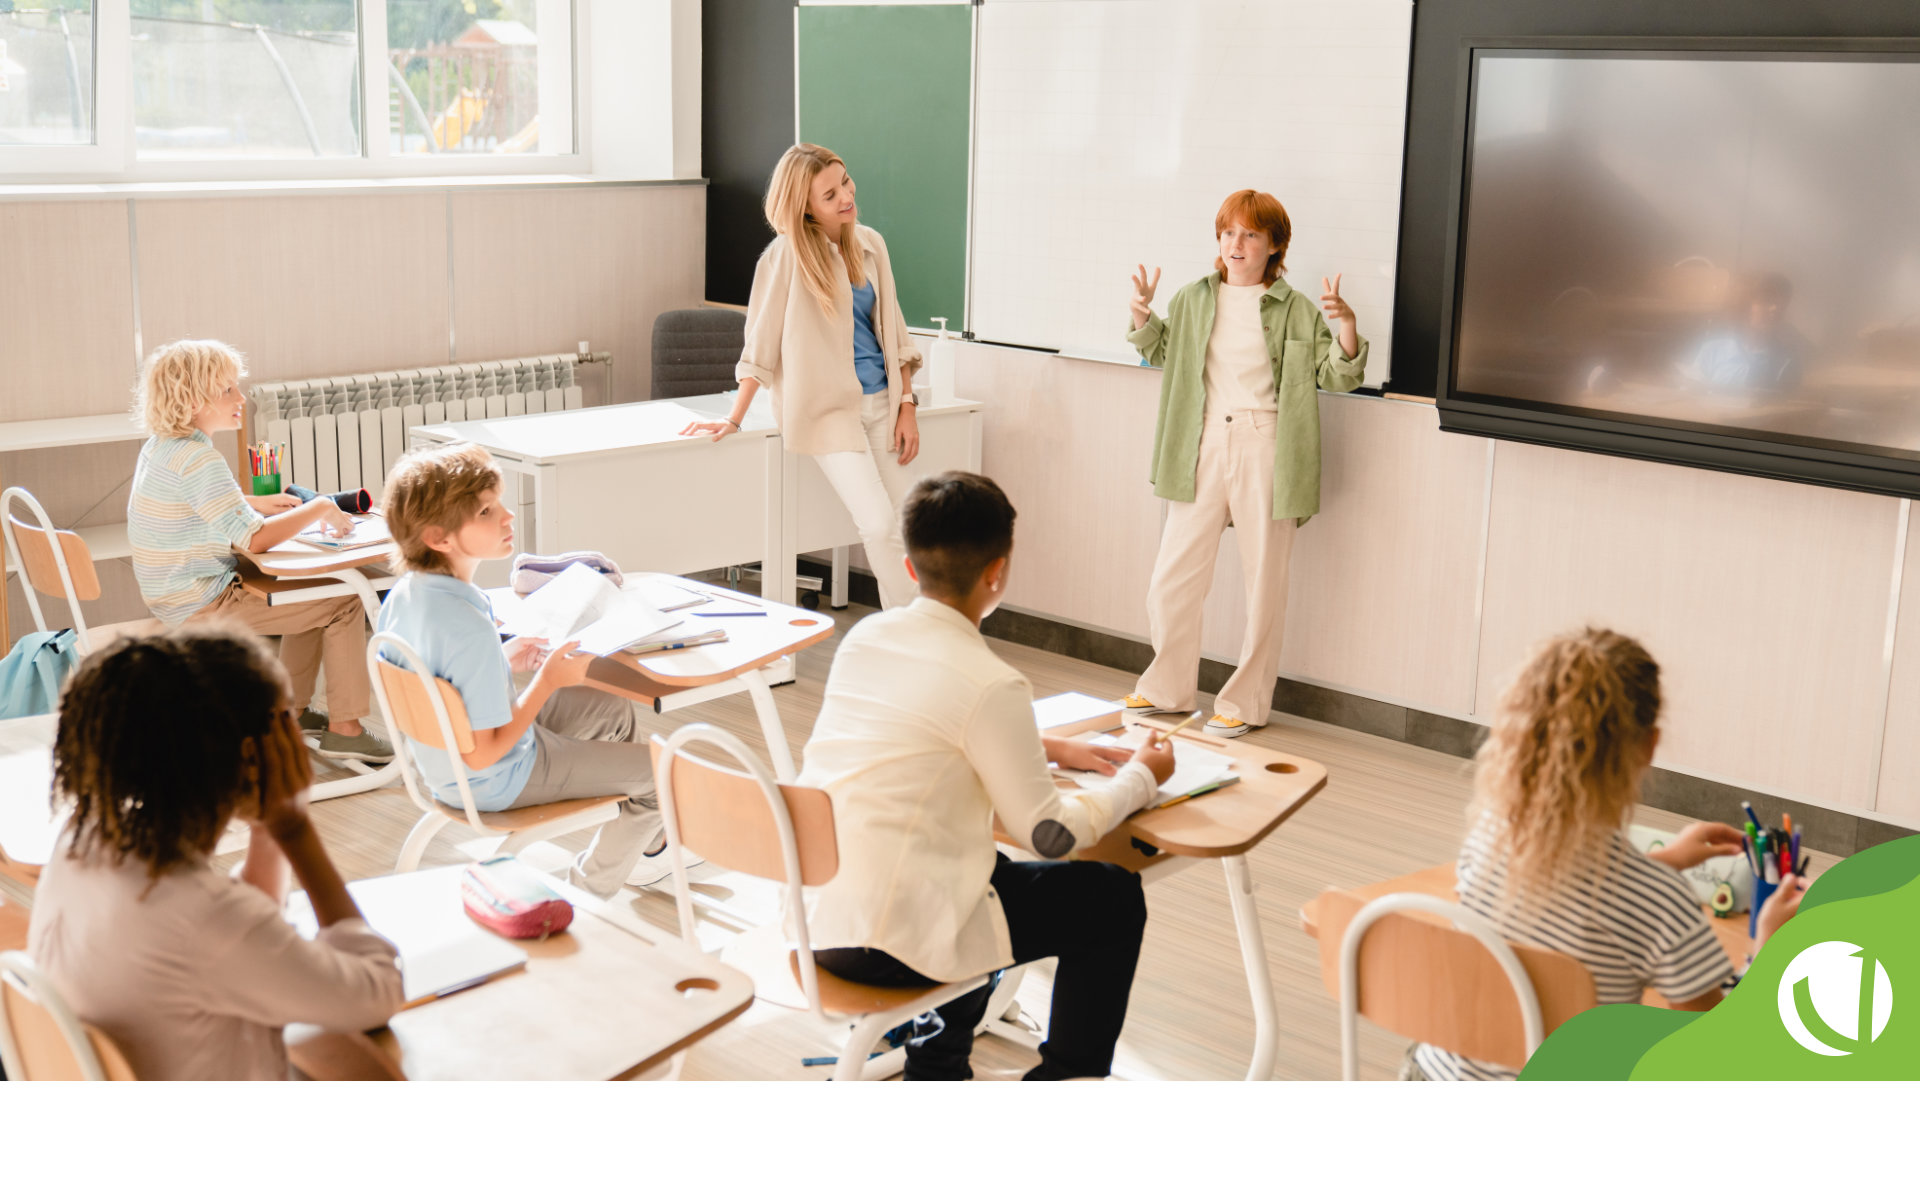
[1122,189,1368,737]
[681,143,924,609]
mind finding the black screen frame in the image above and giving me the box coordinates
[1434,36,1920,499]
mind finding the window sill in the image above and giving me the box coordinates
[0,174,707,202]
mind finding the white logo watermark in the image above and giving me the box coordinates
[1777,941,1892,1057]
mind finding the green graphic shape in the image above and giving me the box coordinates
[1522,835,1920,1080]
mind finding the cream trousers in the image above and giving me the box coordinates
[1137,404,1297,725]
[811,389,918,609]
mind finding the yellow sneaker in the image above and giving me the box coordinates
[1122,693,1168,715]
[1205,715,1256,738]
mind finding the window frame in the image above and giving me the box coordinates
[0,0,585,183]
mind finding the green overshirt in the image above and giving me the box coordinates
[1125,273,1369,523]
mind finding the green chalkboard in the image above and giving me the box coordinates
[797,3,972,332]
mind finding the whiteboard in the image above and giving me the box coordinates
[967,0,1411,385]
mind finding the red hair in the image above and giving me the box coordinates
[1213,189,1292,285]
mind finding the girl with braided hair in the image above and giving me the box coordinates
[26,626,402,1079]
[1406,628,1805,1080]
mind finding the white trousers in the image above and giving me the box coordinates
[811,390,919,609]
[1137,404,1298,725]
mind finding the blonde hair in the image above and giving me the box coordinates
[381,442,504,575]
[765,143,866,315]
[134,339,246,438]
[1471,627,1662,899]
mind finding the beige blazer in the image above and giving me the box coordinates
[736,224,924,456]
[796,599,1156,982]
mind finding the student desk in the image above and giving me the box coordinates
[1034,714,1330,1081]
[486,573,835,780]
[410,393,984,612]
[0,715,56,887]
[297,865,753,1081]
[233,539,399,801]
[1297,864,1755,1011]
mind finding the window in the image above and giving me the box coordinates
[131,1,359,160]
[0,2,95,147]
[0,0,579,179]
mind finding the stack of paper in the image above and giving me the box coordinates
[1062,729,1239,809]
[286,873,528,1009]
[1031,691,1125,737]
[294,514,392,552]
[494,562,683,657]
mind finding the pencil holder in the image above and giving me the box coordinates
[250,472,282,496]
[1749,874,1780,940]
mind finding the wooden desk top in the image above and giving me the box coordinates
[491,574,837,695]
[1299,863,1754,1010]
[1048,716,1329,864]
[349,866,754,1081]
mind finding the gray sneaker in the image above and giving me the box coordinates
[315,729,395,763]
[297,709,328,734]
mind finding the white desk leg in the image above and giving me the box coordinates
[744,665,798,780]
[304,566,401,800]
[534,463,559,556]
[1222,853,1278,1081]
[765,441,797,606]
[831,546,850,608]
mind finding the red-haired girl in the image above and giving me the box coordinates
[1122,190,1367,736]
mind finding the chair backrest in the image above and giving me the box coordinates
[650,308,746,400]
[649,724,839,1017]
[365,631,486,828]
[2,487,103,651]
[0,951,138,1081]
[1316,889,1598,1077]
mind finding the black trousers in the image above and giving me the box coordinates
[815,854,1148,1080]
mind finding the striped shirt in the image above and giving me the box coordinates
[128,432,264,625]
[1412,818,1734,1081]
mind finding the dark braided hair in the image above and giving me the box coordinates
[57,625,290,878]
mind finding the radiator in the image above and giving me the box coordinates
[247,355,585,493]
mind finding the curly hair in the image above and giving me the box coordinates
[133,339,246,438]
[1470,627,1661,900]
[381,441,504,574]
[57,626,289,879]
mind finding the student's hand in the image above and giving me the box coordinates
[534,640,593,690]
[1647,821,1746,871]
[502,636,548,674]
[254,710,316,844]
[1045,736,1130,776]
[1321,273,1360,358]
[1756,873,1807,947]
[245,492,300,515]
[1132,734,1177,785]
[680,418,739,443]
[315,498,354,537]
[1130,265,1162,331]
[893,402,920,466]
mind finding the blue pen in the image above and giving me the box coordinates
[694,611,765,618]
[1741,801,1763,831]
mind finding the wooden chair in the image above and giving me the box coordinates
[366,632,623,872]
[650,723,994,1082]
[0,950,138,1080]
[1311,889,1598,1079]
[2,487,162,656]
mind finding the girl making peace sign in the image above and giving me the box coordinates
[1123,189,1367,736]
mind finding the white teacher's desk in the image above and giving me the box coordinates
[409,392,984,612]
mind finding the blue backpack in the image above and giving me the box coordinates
[0,629,81,719]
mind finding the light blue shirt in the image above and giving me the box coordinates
[851,276,889,395]
[375,572,534,811]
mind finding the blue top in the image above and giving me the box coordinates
[850,276,889,394]
[375,571,534,812]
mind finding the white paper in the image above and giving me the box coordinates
[496,564,684,657]
[631,578,711,612]
[294,513,390,551]
[285,880,527,1006]
[1063,729,1238,809]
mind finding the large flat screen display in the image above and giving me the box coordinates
[1439,43,1920,496]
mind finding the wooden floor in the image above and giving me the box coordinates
[0,597,1838,1081]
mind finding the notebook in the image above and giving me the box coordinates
[1031,691,1125,737]
[286,871,529,1009]
[631,578,711,612]
[494,562,683,657]
[1063,728,1239,809]
[293,513,392,552]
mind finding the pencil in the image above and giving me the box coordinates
[1149,710,1204,748]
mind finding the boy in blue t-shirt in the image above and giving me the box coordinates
[374,441,695,894]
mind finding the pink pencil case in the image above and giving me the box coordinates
[460,855,574,940]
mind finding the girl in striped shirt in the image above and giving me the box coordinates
[1409,628,1805,1081]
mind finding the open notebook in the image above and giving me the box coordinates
[286,872,528,1009]
[493,562,683,657]
[1061,728,1239,810]
[293,513,391,552]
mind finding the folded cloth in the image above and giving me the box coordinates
[512,551,625,595]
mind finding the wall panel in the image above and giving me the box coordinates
[0,201,136,420]
[1874,507,1920,821]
